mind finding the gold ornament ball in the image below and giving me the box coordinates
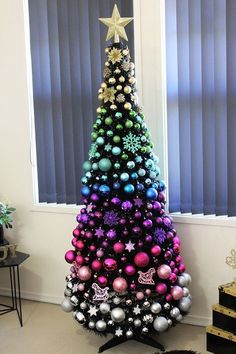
[114,68,121,74]
[124,85,131,94]
[131,70,135,76]
[105,61,109,67]
[129,77,136,84]
[119,76,125,83]
[98,94,103,101]
[105,48,109,54]
[116,85,122,91]
[124,102,132,110]
[98,88,103,94]
[110,104,117,110]
[130,62,135,70]
[123,49,129,56]
[101,82,107,89]
[109,77,116,84]
[97,107,101,114]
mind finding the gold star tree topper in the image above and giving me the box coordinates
[99,4,133,42]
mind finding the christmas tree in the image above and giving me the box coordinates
[62,5,191,352]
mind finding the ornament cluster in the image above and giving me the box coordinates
[62,42,192,338]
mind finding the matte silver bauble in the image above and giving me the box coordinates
[96,320,107,332]
[134,318,142,327]
[80,302,87,310]
[88,321,95,329]
[99,303,110,314]
[179,297,192,312]
[170,307,180,318]
[113,297,121,305]
[76,312,85,323]
[61,297,73,312]
[151,302,162,314]
[153,316,169,332]
[126,329,133,338]
[111,308,126,323]
[70,295,79,306]
[167,319,173,326]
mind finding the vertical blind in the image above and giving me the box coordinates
[28,0,134,205]
[165,0,236,216]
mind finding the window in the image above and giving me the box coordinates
[165,0,236,216]
[28,0,134,205]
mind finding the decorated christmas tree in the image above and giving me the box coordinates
[62,5,192,352]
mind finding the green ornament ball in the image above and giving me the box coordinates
[101,108,107,115]
[99,128,105,135]
[116,124,123,131]
[98,158,112,172]
[125,120,133,128]
[107,130,113,137]
[93,123,98,130]
[113,135,121,143]
[83,160,92,172]
[105,117,113,125]
[114,162,121,169]
[141,146,147,153]
[134,123,140,130]
[95,152,101,158]
[96,137,105,145]
[115,112,122,119]
[91,132,98,140]
[121,154,129,160]
[129,110,136,117]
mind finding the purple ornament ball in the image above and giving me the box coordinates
[111,197,121,206]
[90,193,99,203]
[153,201,161,210]
[143,219,153,229]
[156,283,167,294]
[134,211,142,219]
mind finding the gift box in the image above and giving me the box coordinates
[219,282,236,311]
[212,304,236,335]
[206,325,236,354]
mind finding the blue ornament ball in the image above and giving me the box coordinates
[83,160,92,172]
[98,158,112,172]
[149,171,156,179]
[138,169,146,177]
[124,184,135,194]
[131,172,138,180]
[113,182,121,189]
[81,186,91,197]
[158,180,166,191]
[99,184,110,195]
[112,146,121,156]
[93,184,100,191]
[146,187,158,200]
[120,172,129,182]
[136,183,144,191]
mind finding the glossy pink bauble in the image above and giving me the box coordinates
[155,283,167,294]
[169,273,177,283]
[75,240,84,251]
[98,276,108,287]
[130,283,136,290]
[171,285,183,300]
[72,237,77,247]
[78,283,85,291]
[151,245,161,256]
[179,263,186,273]
[157,264,172,279]
[113,277,128,293]
[77,266,92,281]
[75,255,84,265]
[134,252,150,267]
[65,250,76,264]
[96,250,104,257]
[176,255,182,264]
[125,265,136,276]
[73,228,80,237]
[173,236,181,244]
[89,245,96,252]
[166,293,172,302]
[91,260,102,271]
[104,258,117,271]
[136,291,144,300]
[113,242,125,254]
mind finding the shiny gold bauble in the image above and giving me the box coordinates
[123,49,129,56]
[119,76,125,83]
[101,82,107,89]
[109,77,116,84]
[124,102,132,110]
[98,94,103,101]
[114,68,121,74]
[130,62,135,70]
[105,48,109,54]
[124,85,131,94]
[98,88,103,94]
[110,104,117,110]
[97,107,101,114]
[105,61,109,67]
[116,85,122,91]
[129,77,136,84]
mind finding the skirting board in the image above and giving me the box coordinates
[0,287,210,327]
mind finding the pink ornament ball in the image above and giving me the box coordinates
[157,264,172,279]
[91,260,102,271]
[166,293,172,302]
[104,258,117,271]
[75,255,84,265]
[75,240,84,251]
[113,277,128,293]
[72,237,77,247]
[65,250,76,264]
[176,255,182,264]
[134,252,150,267]
[179,263,186,273]
[96,250,104,258]
[113,242,125,254]
[156,283,167,294]
[151,245,161,256]
[169,273,177,283]
[78,283,85,291]
[171,285,183,300]
[136,291,144,300]
[145,289,151,296]
[77,266,92,281]
[130,283,136,290]
[125,265,136,276]
[73,228,80,237]
[89,245,96,252]
[98,276,108,287]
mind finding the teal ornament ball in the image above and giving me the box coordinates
[95,152,101,158]
[81,186,91,197]
[138,168,146,177]
[85,172,92,179]
[127,161,135,169]
[101,175,108,182]
[120,172,129,182]
[158,180,166,191]
[98,158,112,171]
[141,135,147,143]
[81,176,88,184]
[145,159,154,170]
[92,163,98,170]
[83,160,92,172]
[115,112,122,119]
[124,184,135,194]
[99,184,110,195]
[114,162,121,169]
[112,146,121,156]
[131,172,138,180]
[146,187,158,200]
[96,137,105,146]
[149,171,156,179]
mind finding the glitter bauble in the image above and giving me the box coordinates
[113,242,125,254]
[98,158,112,172]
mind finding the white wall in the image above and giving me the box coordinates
[0,0,235,326]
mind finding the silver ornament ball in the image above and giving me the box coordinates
[182,287,190,297]
[96,320,107,332]
[61,297,74,312]
[128,317,134,323]
[88,321,95,329]
[64,288,72,297]
[179,297,192,312]
[164,303,171,311]
[70,295,79,306]
[108,320,114,326]
[99,303,110,314]
[143,301,151,309]
[76,312,85,323]
[111,307,126,323]
[113,297,121,305]
[167,319,173,326]
[170,307,180,318]
[176,314,183,322]
[151,302,162,314]
[80,302,87,310]
[142,327,149,334]
[126,329,133,338]
[134,318,142,327]
[153,316,169,332]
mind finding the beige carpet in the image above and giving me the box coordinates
[0,297,207,354]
